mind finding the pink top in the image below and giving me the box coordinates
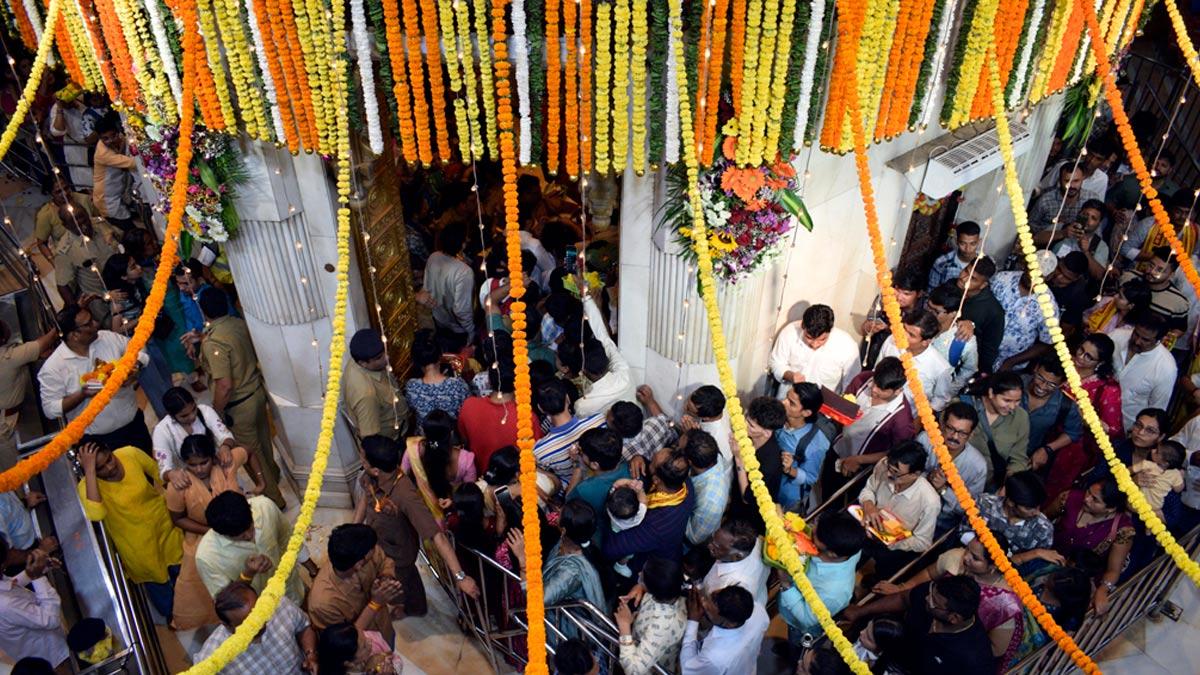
[401,443,478,484]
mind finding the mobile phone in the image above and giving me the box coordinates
[564,249,578,273]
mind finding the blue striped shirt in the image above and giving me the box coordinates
[533,413,607,486]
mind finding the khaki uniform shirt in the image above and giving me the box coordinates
[343,360,408,439]
[201,316,263,402]
[53,228,115,298]
[0,341,40,439]
[33,192,97,244]
[364,473,441,569]
[307,546,396,644]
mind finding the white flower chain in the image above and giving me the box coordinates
[350,0,383,154]
[1008,0,1046,108]
[242,0,286,144]
[142,0,182,107]
[792,0,827,150]
[512,0,532,163]
[664,7,679,163]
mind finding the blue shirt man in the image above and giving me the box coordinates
[778,511,865,641]
[777,382,829,510]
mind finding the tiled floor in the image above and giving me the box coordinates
[1092,572,1200,674]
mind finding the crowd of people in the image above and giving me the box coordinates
[0,71,1199,675]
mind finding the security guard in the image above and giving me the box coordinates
[0,321,57,469]
[53,205,116,329]
[343,328,409,440]
[197,287,285,508]
[33,178,98,261]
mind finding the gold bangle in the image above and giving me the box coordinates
[368,600,384,611]
[239,572,253,582]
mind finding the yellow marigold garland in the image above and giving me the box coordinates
[181,0,353,663]
[594,0,612,174]
[112,0,176,123]
[471,0,498,160]
[453,0,483,160]
[762,0,798,160]
[197,0,238,129]
[303,0,335,153]
[1166,0,1200,97]
[63,0,103,90]
[1119,0,1146,49]
[1029,0,1072,101]
[436,0,471,162]
[735,0,763,165]
[215,0,268,139]
[611,0,631,172]
[75,0,120,97]
[745,0,781,165]
[946,0,1000,128]
[857,0,899,140]
[669,0,867,670]
[0,0,60,163]
[630,0,648,173]
[0,0,191,494]
[289,0,330,153]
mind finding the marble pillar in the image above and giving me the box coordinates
[223,142,373,508]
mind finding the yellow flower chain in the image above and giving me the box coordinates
[453,0,483,160]
[63,0,102,90]
[994,37,1200,588]
[197,0,239,129]
[611,0,631,172]
[1086,0,1133,101]
[0,0,60,160]
[946,0,1000,128]
[594,1,612,174]
[1119,0,1146,49]
[763,0,799,158]
[630,0,649,173]
[471,0,498,160]
[215,0,269,140]
[436,0,472,161]
[289,0,329,153]
[1166,0,1200,93]
[1029,0,1071,102]
[735,0,764,165]
[182,2,353,669]
[666,0,868,670]
[308,0,337,153]
[112,0,177,123]
[862,0,900,138]
[745,0,781,165]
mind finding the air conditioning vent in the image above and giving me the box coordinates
[886,119,1034,199]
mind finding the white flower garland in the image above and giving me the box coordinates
[791,0,827,150]
[920,0,958,129]
[664,6,679,163]
[350,0,383,154]
[1008,0,1046,108]
[1069,0,1106,85]
[242,0,286,144]
[142,0,182,107]
[22,0,42,44]
[511,0,532,163]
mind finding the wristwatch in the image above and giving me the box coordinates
[453,570,467,582]
[619,635,634,646]
[1101,580,1117,593]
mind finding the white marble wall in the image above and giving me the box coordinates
[619,96,1066,408]
[224,142,373,507]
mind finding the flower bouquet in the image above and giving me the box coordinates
[763,511,818,572]
[79,359,116,390]
[127,113,247,247]
[661,135,811,283]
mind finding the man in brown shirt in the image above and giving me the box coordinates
[307,524,403,645]
[0,321,58,469]
[355,435,480,616]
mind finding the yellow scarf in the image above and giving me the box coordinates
[647,485,688,509]
[1085,298,1118,334]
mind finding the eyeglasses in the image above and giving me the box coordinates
[942,426,972,439]
[886,462,915,479]
[1032,372,1063,388]
[1075,348,1100,362]
[1132,420,1161,435]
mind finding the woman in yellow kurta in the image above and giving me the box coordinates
[78,440,184,622]
[164,434,261,629]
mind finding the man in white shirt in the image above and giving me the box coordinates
[702,520,770,607]
[38,304,151,452]
[683,384,733,464]
[152,386,238,486]
[857,440,942,578]
[1170,411,1200,532]
[0,543,70,671]
[878,308,954,410]
[423,222,475,346]
[1111,311,1177,431]
[571,294,636,417]
[917,402,988,533]
[769,304,860,397]
[680,584,769,675]
[925,281,979,394]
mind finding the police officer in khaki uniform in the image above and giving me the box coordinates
[0,321,58,469]
[197,287,285,508]
[33,179,98,261]
[343,329,409,440]
[53,205,117,329]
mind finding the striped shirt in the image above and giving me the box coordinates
[533,413,607,485]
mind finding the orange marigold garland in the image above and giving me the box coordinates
[378,0,418,162]
[692,0,714,160]
[489,1,547,672]
[253,0,304,152]
[701,0,731,165]
[75,0,120,98]
[546,0,561,174]
[838,15,1101,669]
[579,0,593,173]
[400,0,434,164]
[884,0,938,136]
[729,0,747,116]
[92,0,139,107]
[563,0,579,178]
[417,0,451,162]
[968,0,1029,120]
[1048,0,1085,92]
[0,0,195,493]
[10,0,38,51]
[818,0,866,150]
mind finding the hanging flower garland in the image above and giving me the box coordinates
[744,0,782,166]
[818,0,864,150]
[453,0,483,160]
[48,0,85,88]
[545,0,561,173]
[968,0,1029,120]
[365,0,401,139]
[563,0,579,177]
[1118,0,1145,49]
[759,0,798,163]
[63,0,103,90]
[73,0,119,96]
[527,0,545,163]
[792,0,828,148]
[379,0,417,162]
[874,0,916,138]
[265,0,317,149]
[1006,0,1048,107]
[1165,0,1200,93]
[9,0,37,50]
[858,0,901,140]
[143,0,182,108]
[579,0,593,172]
[943,0,999,129]
[1001,7,1200,587]
[436,0,470,161]
[1028,0,1071,102]
[1048,0,1085,94]
[700,0,731,165]
[487,1,548,672]
[395,0,431,163]
[351,0,383,154]
[213,0,266,137]
[908,0,954,129]
[418,0,451,161]
[629,0,648,173]
[472,0,498,160]
[512,0,532,164]
[777,0,810,152]
[242,0,288,145]
[594,0,612,173]
[181,0,353,662]
[691,0,714,164]
[663,0,679,163]
[610,0,631,172]
[0,0,191,494]
[21,0,41,44]
[728,0,747,115]
[289,0,329,152]
[92,0,139,107]
[734,0,763,164]
[668,0,867,669]
[197,0,238,128]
